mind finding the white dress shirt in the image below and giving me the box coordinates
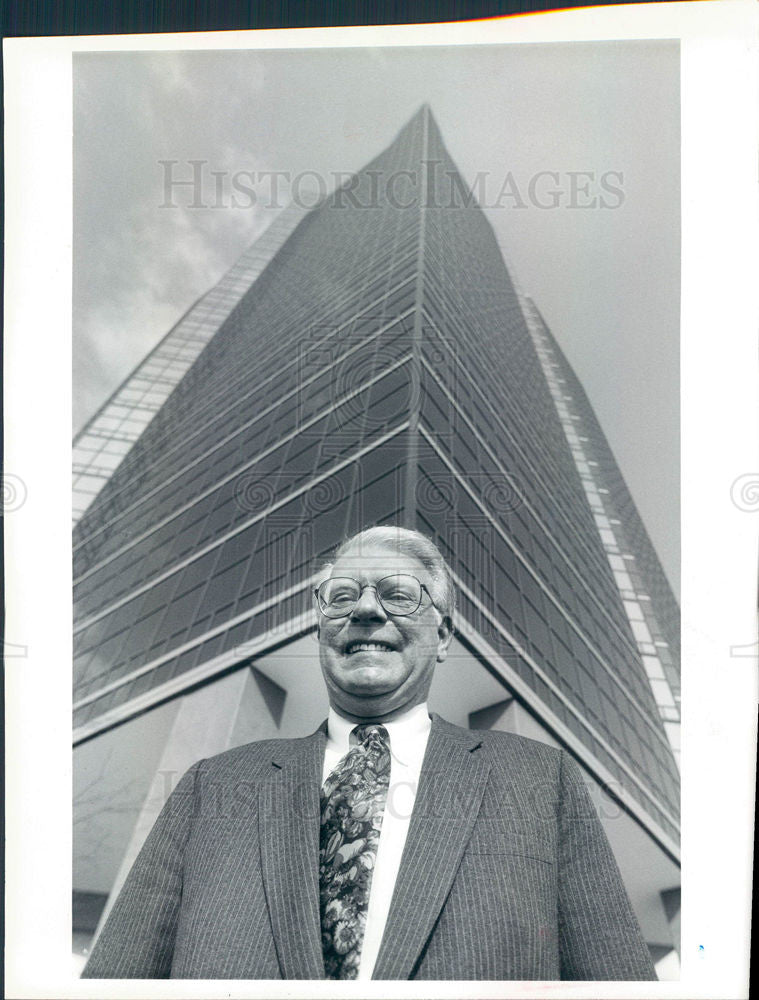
[322,702,432,980]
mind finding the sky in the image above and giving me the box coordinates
[73,41,680,596]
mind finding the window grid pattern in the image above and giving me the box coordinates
[416,409,674,765]
[522,297,680,766]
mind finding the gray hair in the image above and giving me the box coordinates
[321,526,455,623]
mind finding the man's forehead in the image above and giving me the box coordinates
[330,542,427,578]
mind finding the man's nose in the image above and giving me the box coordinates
[351,586,387,620]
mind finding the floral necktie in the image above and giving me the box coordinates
[319,723,391,979]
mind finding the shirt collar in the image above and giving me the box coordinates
[326,702,432,766]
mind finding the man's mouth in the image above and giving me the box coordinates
[345,640,396,655]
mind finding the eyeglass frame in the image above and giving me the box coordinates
[313,573,441,619]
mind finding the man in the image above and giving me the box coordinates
[83,526,656,981]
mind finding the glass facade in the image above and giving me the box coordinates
[522,297,681,766]
[73,106,679,848]
[72,202,310,523]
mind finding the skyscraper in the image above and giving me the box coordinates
[73,106,680,971]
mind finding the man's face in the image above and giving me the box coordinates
[317,542,452,721]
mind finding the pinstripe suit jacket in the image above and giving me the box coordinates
[83,715,656,980]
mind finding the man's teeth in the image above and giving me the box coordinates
[348,643,393,653]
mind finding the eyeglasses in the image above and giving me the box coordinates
[314,574,436,619]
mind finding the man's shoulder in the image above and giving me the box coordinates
[193,727,324,778]
[434,714,564,773]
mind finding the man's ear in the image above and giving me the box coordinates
[436,615,454,662]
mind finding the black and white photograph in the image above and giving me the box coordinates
[3,5,757,998]
[70,39,682,982]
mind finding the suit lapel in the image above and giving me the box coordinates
[372,715,490,980]
[258,726,326,980]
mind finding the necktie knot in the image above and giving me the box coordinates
[351,723,389,749]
